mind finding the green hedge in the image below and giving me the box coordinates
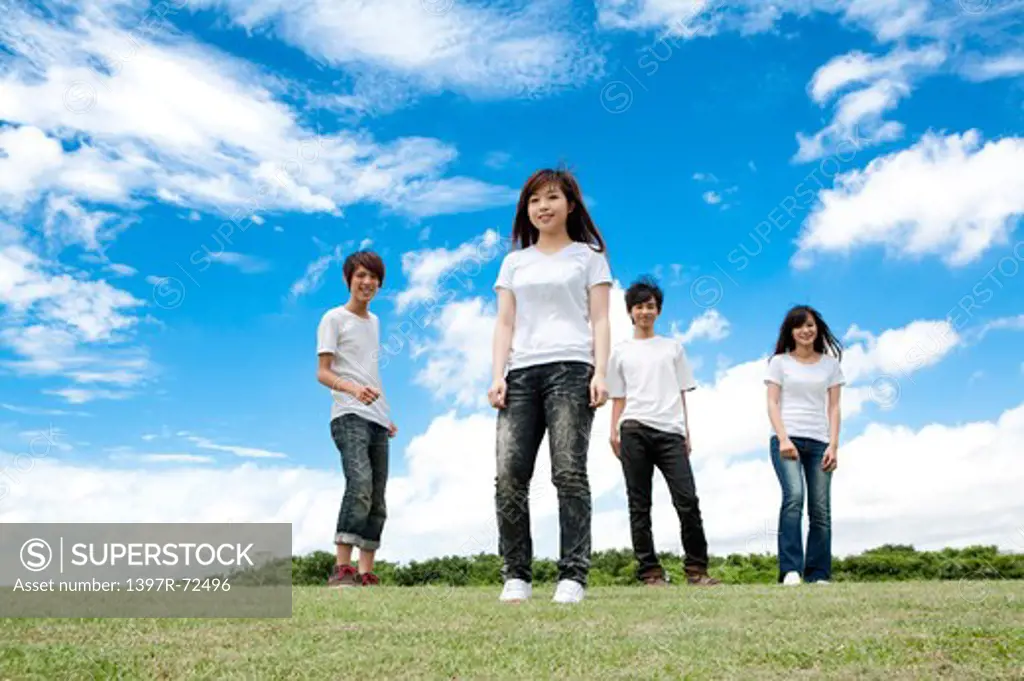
[290,544,1024,586]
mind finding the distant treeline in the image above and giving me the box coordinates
[290,544,1024,586]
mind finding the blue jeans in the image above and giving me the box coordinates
[331,414,389,551]
[770,435,832,582]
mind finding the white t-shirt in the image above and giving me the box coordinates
[607,336,697,437]
[494,241,612,373]
[316,306,390,428]
[764,352,845,443]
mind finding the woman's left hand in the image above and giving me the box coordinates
[590,374,609,408]
[822,444,838,472]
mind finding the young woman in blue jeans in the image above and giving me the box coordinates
[765,305,844,586]
[489,168,612,605]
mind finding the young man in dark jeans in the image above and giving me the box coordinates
[608,277,720,587]
[316,250,398,588]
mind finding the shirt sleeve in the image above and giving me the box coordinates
[675,343,697,392]
[828,357,846,387]
[316,312,339,356]
[607,345,626,398]
[494,253,514,291]
[586,249,612,288]
[764,354,784,386]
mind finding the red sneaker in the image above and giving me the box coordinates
[360,572,381,587]
[327,564,359,588]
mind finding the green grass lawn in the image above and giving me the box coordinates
[2,581,1022,680]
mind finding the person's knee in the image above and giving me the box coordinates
[807,496,830,526]
[780,488,804,515]
[370,490,387,521]
[627,494,651,514]
[346,473,373,508]
[673,490,698,514]
[495,464,530,496]
[551,466,589,497]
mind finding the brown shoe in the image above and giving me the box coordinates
[359,572,381,587]
[686,573,721,586]
[328,564,359,588]
[640,568,668,587]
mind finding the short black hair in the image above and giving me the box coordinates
[625,276,663,314]
[343,250,385,288]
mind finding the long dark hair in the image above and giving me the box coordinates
[510,167,606,252]
[772,305,843,360]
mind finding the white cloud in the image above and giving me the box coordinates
[595,0,938,43]
[970,314,1024,343]
[109,453,217,464]
[187,0,604,102]
[182,434,289,460]
[0,236,152,402]
[0,245,143,343]
[960,52,1024,81]
[484,151,512,169]
[671,309,731,344]
[394,229,502,314]
[0,2,515,224]
[43,387,134,404]
[1,403,84,416]
[795,45,946,162]
[841,319,961,384]
[412,297,498,409]
[702,190,722,205]
[794,130,1024,268]
[105,263,137,277]
[288,246,344,301]
[206,251,272,274]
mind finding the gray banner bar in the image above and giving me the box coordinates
[0,523,292,618]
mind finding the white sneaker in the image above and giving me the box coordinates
[552,579,586,604]
[782,571,802,586]
[812,580,831,585]
[499,579,531,602]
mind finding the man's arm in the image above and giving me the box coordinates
[681,390,692,455]
[316,354,379,404]
[609,397,625,457]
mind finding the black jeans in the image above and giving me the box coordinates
[331,414,389,551]
[619,419,710,580]
[495,361,595,586]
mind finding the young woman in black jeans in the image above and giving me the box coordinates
[488,168,612,604]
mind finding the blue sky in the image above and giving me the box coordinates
[2,0,1023,560]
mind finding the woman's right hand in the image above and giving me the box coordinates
[779,437,798,460]
[487,377,507,409]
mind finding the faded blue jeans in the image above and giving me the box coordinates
[770,435,832,583]
[331,414,389,551]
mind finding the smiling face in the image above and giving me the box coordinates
[527,182,572,237]
[791,313,818,349]
[348,265,380,304]
[630,297,659,332]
